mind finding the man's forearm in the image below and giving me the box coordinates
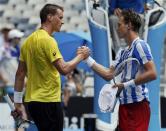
[134,71,157,86]
[55,54,84,75]
[85,56,114,81]
[14,76,25,92]
[14,74,25,103]
[92,62,114,81]
[14,61,27,92]
[66,55,83,71]
[14,61,27,103]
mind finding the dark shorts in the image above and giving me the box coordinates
[119,100,150,131]
[27,102,63,131]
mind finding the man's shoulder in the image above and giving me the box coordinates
[44,36,57,45]
[23,30,58,48]
[135,39,148,48]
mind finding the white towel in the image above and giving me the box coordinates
[98,84,118,113]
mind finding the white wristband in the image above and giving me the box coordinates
[84,56,95,67]
[123,79,135,89]
[14,91,24,103]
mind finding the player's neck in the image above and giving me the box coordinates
[41,23,54,35]
[126,32,139,48]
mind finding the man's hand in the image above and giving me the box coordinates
[77,46,91,60]
[11,103,26,120]
[113,83,124,89]
[114,8,122,17]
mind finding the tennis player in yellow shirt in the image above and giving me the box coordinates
[12,4,90,131]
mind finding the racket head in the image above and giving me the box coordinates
[114,57,140,76]
[17,119,34,128]
[98,83,118,113]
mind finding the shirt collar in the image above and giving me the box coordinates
[128,37,140,50]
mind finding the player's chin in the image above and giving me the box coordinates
[55,27,61,32]
[55,29,60,32]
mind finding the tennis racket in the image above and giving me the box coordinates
[98,57,140,113]
[3,91,34,128]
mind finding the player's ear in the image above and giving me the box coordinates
[126,24,130,30]
[127,23,132,30]
[47,14,53,21]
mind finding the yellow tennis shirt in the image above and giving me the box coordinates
[20,29,62,102]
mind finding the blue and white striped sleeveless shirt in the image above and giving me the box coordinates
[113,37,153,104]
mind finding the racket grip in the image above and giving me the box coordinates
[111,98,118,112]
[3,95,15,111]
[116,88,123,97]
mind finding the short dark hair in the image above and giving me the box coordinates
[121,9,142,33]
[1,27,11,33]
[40,4,63,23]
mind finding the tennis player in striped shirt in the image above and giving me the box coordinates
[85,10,157,131]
